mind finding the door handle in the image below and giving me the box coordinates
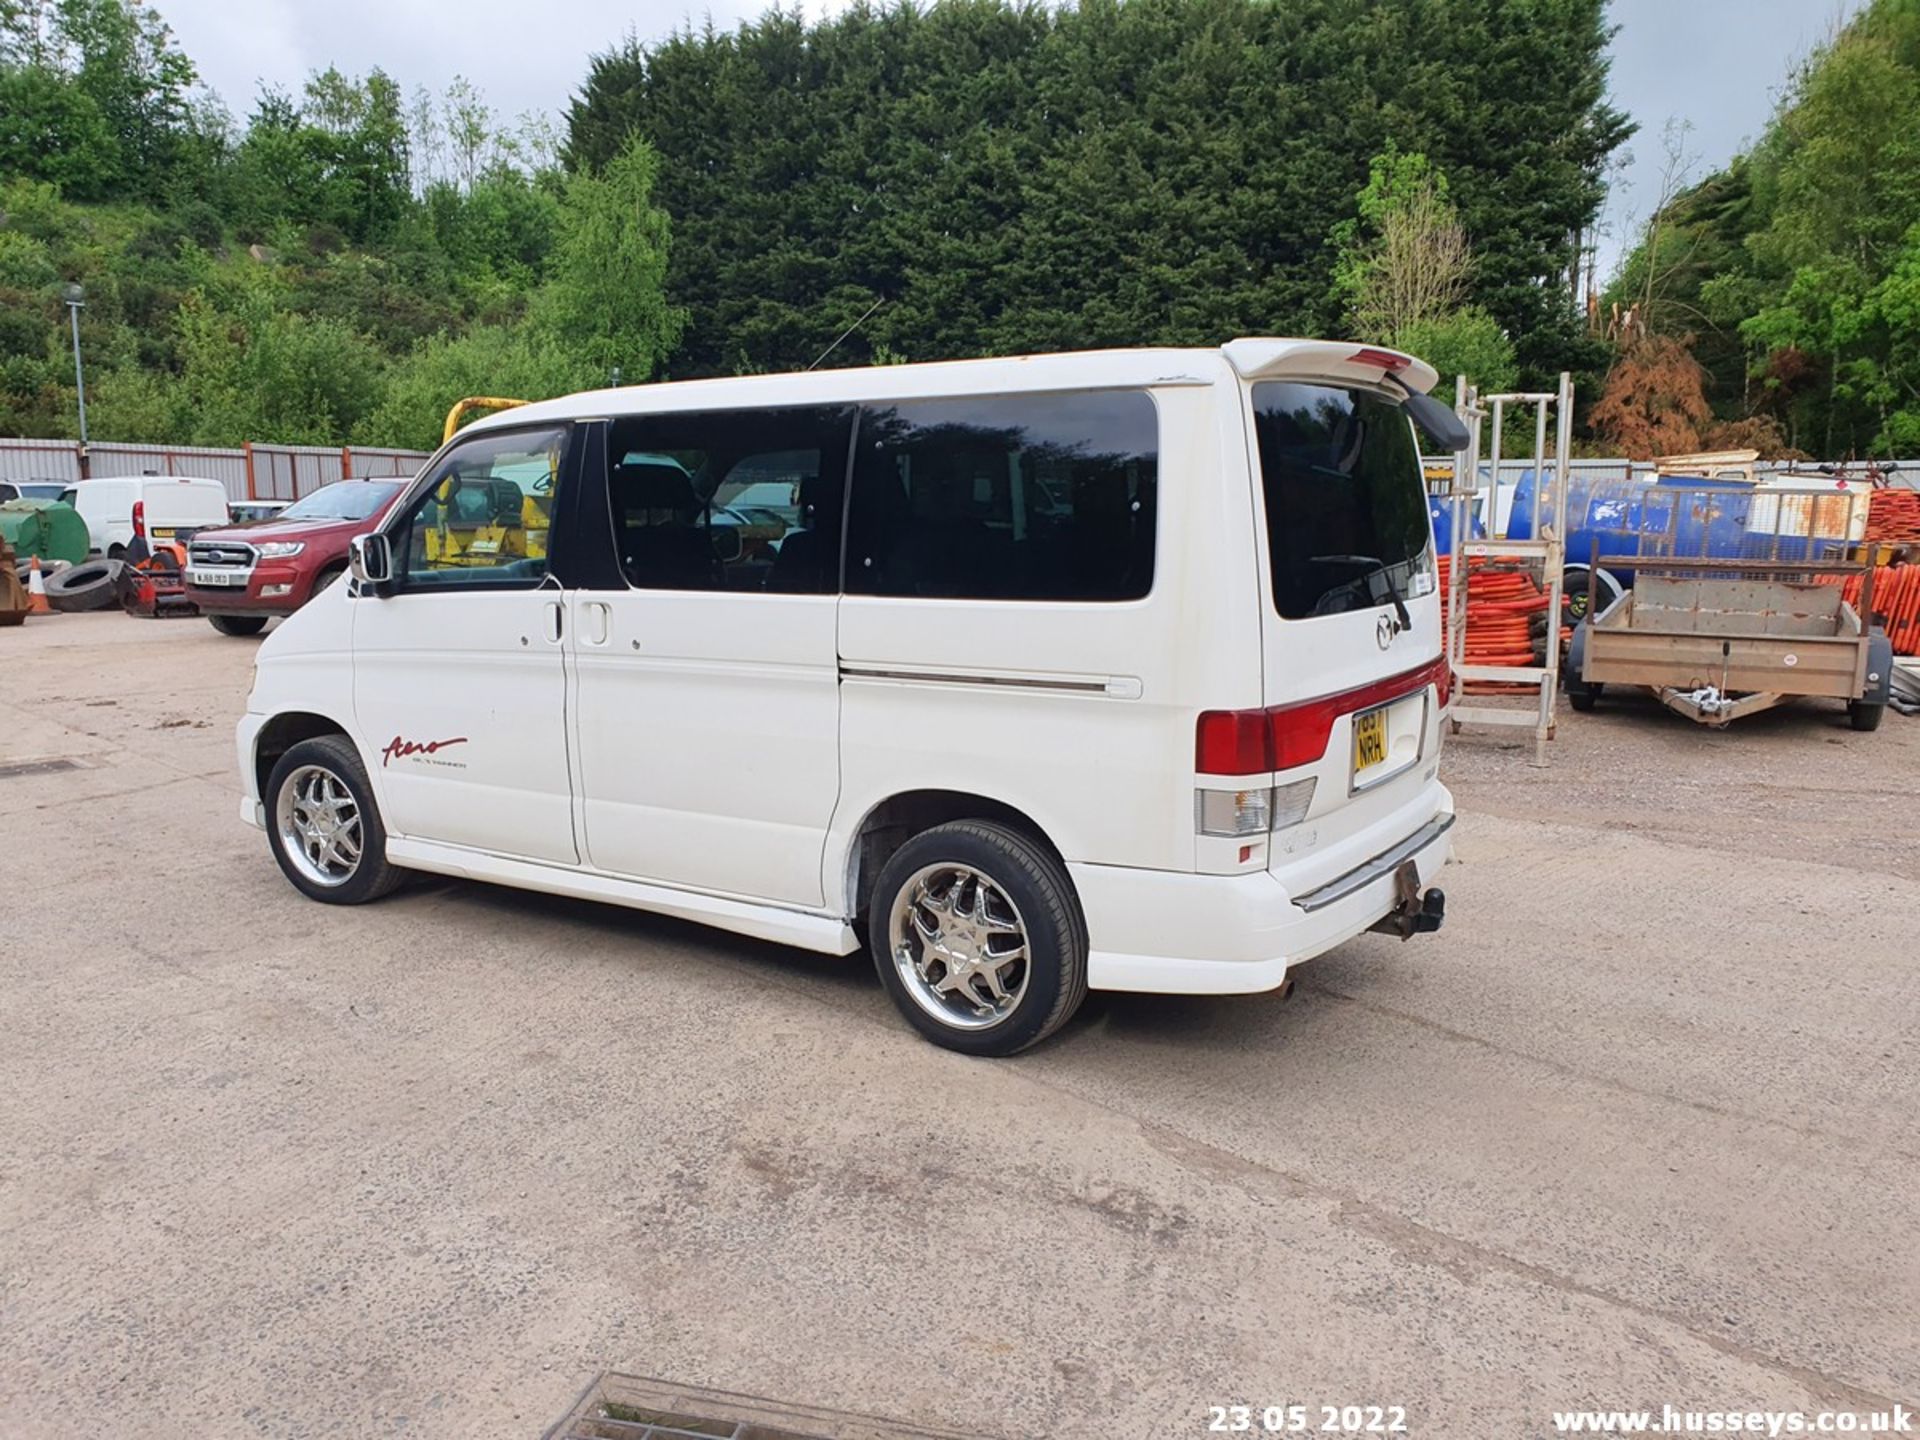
[584,601,611,646]
[544,600,564,643]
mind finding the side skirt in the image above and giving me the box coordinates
[383,837,861,956]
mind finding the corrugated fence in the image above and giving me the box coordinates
[0,438,430,501]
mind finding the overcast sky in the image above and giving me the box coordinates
[154,0,1864,284]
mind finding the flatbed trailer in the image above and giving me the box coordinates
[1564,485,1895,730]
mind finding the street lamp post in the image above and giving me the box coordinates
[63,282,88,448]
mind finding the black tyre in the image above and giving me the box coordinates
[209,614,268,636]
[44,558,123,612]
[868,820,1088,1057]
[1848,700,1885,733]
[264,735,404,904]
[310,564,346,599]
[1562,565,1624,628]
[1564,621,1602,711]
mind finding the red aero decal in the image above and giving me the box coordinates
[381,735,469,767]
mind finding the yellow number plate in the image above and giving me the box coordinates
[1353,706,1388,773]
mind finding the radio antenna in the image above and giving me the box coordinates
[805,296,886,372]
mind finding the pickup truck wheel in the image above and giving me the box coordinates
[265,735,403,904]
[209,615,268,636]
[310,564,346,598]
[869,820,1087,1057]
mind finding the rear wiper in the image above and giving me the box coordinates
[1310,553,1411,630]
[1381,568,1412,632]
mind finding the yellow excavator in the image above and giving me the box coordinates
[422,396,555,569]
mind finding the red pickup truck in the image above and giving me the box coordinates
[184,479,405,635]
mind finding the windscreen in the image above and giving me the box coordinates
[1251,381,1432,620]
[281,481,401,522]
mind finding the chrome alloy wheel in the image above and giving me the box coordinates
[888,863,1031,1031]
[275,764,364,888]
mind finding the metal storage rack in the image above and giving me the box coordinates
[1443,372,1573,766]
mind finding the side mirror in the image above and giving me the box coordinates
[1399,388,1472,452]
[710,525,744,563]
[349,533,392,589]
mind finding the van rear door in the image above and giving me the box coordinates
[143,478,230,539]
[1223,342,1450,896]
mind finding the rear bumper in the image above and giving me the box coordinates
[1072,794,1455,995]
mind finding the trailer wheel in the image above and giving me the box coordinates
[1848,699,1885,732]
[1564,621,1602,711]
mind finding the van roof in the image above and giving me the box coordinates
[463,339,1438,434]
[72,475,226,486]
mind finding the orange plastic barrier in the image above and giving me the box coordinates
[1865,490,1920,545]
[1818,563,1920,656]
[1438,555,1567,677]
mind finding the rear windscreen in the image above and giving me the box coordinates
[1251,382,1431,620]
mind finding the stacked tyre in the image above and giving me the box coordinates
[43,558,123,612]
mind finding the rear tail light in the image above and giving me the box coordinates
[132,499,145,539]
[1194,657,1448,777]
[1194,709,1270,776]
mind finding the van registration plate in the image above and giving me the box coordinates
[1352,705,1388,774]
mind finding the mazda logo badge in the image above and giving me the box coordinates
[1376,615,1399,650]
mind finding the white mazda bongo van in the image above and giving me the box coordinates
[238,340,1465,1055]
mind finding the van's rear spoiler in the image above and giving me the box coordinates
[1221,339,1442,397]
[1222,339,1468,451]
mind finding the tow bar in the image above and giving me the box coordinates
[1368,858,1446,941]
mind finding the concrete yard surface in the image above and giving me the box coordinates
[2,612,1916,1438]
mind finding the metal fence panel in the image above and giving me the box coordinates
[347,446,429,479]
[88,443,251,497]
[2,437,429,501]
[249,444,430,499]
[0,439,84,485]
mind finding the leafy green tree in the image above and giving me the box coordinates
[531,134,682,383]
[1610,0,1920,454]
[1398,308,1518,397]
[564,0,1628,381]
[357,325,586,449]
[369,134,681,445]
[0,63,117,193]
[1332,147,1517,395]
[164,270,387,444]
[0,0,200,198]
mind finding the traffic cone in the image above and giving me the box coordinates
[26,555,51,615]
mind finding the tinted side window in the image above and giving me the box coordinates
[605,407,853,593]
[393,425,568,589]
[846,390,1157,601]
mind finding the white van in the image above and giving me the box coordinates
[60,476,231,556]
[237,340,1464,1055]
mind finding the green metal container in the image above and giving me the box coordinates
[0,499,91,565]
